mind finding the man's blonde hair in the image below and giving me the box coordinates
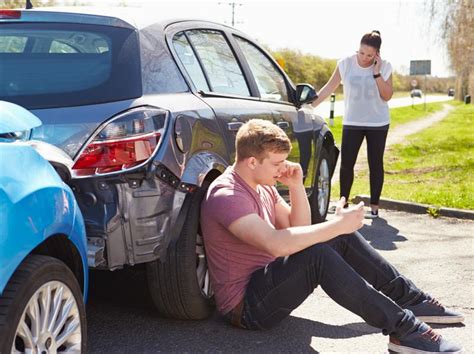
[236,119,291,161]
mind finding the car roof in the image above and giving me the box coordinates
[7,7,235,31]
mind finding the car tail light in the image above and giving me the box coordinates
[0,10,22,19]
[72,107,168,177]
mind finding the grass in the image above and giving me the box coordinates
[336,102,473,210]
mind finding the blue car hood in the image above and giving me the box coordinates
[0,101,42,134]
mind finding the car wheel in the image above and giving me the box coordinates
[310,148,331,223]
[0,255,86,353]
[146,181,214,320]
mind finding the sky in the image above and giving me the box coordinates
[49,0,453,77]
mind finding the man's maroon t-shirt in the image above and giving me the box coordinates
[201,167,283,314]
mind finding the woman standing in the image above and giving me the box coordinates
[311,30,393,218]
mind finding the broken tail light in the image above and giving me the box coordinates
[72,107,168,177]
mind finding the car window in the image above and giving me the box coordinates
[235,36,289,102]
[186,30,250,97]
[0,23,141,109]
[49,40,78,53]
[172,32,210,91]
[0,36,27,52]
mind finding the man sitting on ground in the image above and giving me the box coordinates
[200,119,463,353]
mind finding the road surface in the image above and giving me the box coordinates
[86,210,472,353]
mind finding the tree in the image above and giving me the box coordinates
[1,0,59,9]
[269,48,338,91]
[1,0,27,8]
[428,0,474,100]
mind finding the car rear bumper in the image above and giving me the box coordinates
[72,162,191,270]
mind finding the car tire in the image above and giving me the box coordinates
[0,255,86,353]
[310,148,332,224]
[146,181,214,320]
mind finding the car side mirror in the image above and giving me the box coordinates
[296,83,318,106]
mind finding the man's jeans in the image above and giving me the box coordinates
[234,232,421,338]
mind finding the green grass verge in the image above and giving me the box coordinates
[337,102,473,210]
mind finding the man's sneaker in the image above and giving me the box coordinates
[364,209,379,219]
[406,295,464,324]
[388,322,462,353]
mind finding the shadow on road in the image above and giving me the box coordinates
[87,269,379,352]
[359,217,408,251]
[87,302,379,352]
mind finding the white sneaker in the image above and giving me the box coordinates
[364,210,379,219]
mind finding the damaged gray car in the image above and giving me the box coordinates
[0,7,339,319]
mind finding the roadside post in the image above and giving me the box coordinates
[410,79,417,107]
[424,75,427,110]
[329,93,335,127]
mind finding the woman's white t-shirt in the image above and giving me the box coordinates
[338,55,392,127]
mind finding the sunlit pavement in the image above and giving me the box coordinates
[86,210,472,352]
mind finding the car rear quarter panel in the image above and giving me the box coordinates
[71,92,230,267]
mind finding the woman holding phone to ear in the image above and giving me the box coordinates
[311,30,393,219]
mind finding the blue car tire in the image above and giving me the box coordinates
[0,255,86,353]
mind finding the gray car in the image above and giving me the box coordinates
[410,89,423,98]
[0,7,339,320]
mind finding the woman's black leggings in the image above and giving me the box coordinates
[340,127,389,205]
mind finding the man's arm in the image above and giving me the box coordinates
[275,162,311,228]
[230,198,364,257]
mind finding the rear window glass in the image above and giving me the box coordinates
[0,23,142,109]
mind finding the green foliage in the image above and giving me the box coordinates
[428,0,473,99]
[269,48,454,94]
[270,48,337,90]
[0,0,92,9]
[0,0,57,9]
[392,73,455,93]
[1,0,28,8]
[269,48,338,91]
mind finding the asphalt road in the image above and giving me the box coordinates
[86,210,473,353]
[312,95,454,119]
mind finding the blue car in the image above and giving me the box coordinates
[0,101,88,352]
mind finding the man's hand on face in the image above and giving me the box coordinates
[334,197,364,234]
[276,161,304,188]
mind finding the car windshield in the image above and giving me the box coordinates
[0,22,142,109]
